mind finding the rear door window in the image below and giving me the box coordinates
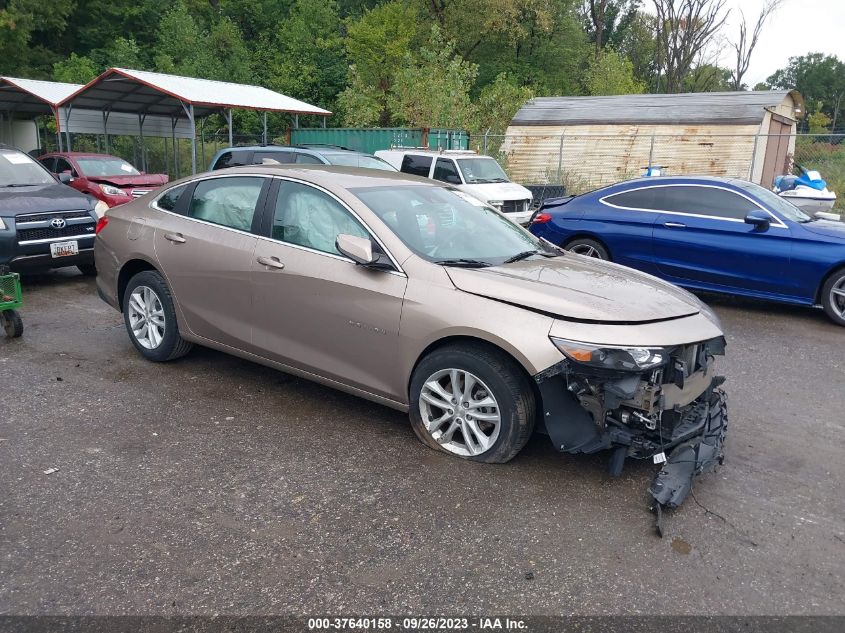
[603,187,662,210]
[295,153,324,164]
[39,157,56,172]
[400,154,433,177]
[659,186,759,220]
[186,177,265,232]
[156,184,189,212]
[253,151,296,165]
[212,151,251,170]
[433,158,462,184]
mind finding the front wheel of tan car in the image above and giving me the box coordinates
[409,343,536,463]
[123,270,193,362]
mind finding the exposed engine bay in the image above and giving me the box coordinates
[535,336,728,524]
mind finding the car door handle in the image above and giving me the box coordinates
[256,255,285,270]
[662,222,686,229]
[164,232,186,243]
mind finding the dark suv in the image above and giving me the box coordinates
[0,146,102,275]
[209,145,396,172]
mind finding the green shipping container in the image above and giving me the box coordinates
[290,128,469,155]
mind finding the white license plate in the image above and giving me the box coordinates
[50,240,79,258]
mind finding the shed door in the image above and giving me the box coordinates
[760,115,793,188]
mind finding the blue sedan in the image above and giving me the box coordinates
[529,176,845,326]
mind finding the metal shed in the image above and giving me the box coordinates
[61,68,333,173]
[0,77,81,151]
[503,90,805,190]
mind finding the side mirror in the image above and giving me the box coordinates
[57,172,72,184]
[336,234,377,265]
[744,209,771,230]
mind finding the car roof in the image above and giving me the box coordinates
[39,151,124,159]
[589,175,748,195]
[221,145,370,157]
[174,164,438,189]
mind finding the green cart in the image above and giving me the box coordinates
[0,266,23,338]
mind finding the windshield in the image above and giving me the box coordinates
[0,150,56,186]
[351,185,547,265]
[456,157,509,184]
[325,153,396,171]
[733,180,813,223]
[76,157,140,177]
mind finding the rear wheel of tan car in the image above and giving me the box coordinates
[123,270,193,362]
[409,343,536,463]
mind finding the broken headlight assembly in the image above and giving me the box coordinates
[550,337,669,372]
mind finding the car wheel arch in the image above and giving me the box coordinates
[407,335,541,411]
[117,258,161,312]
[562,233,612,257]
[816,263,845,304]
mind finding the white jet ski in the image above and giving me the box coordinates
[773,166,837,215]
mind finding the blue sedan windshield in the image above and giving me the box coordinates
[734,180,813,223]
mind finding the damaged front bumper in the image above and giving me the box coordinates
[535,336,728,509]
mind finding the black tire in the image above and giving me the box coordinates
[122,270,193,362]
[820,267,845,327]
[564,237,610,260]
[409,343,536,463]
[1,310,23,338]
[77,263,97,277]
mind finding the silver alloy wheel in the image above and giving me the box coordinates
[127,285,165,350]
[418,368,501,457]
[831,276,845,319]
[569,243,604,258]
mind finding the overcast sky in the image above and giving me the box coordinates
[644,0,845,87]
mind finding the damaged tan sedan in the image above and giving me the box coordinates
[94,166,728,512]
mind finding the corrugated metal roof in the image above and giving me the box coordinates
[0,77,82,113]
[511,91,800,126]
[64,68,332,117]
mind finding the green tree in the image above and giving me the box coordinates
[0,0,74,75]
[52,53,98,84]
[339,0,420,125]
[683,63,732,92]
[581,0,642,55]
[389,26,478,128]
[583,48,643,95]
[616,10,657,89]
[807,111,831,134]
[266,0,347,111]
[92,37,145,70]
[472,73,534,134]
[765,53,845,127]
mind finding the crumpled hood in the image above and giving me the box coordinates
[0,184,91,216]
[800,219,845,241]
[459,182,533,203]
[446,256,703,323]
[86,173,168,188]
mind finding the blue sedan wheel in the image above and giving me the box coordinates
[565,238,609,260]
[822,269,845,326]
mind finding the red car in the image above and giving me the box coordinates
[37,152,168,208]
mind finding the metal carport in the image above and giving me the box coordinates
[0,77,81,151]
[61,68,333,174]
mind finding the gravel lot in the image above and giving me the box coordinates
[1,270,843,616]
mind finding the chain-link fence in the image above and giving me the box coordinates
[471,131,844,211]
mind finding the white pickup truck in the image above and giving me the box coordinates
[375,149,534,225]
